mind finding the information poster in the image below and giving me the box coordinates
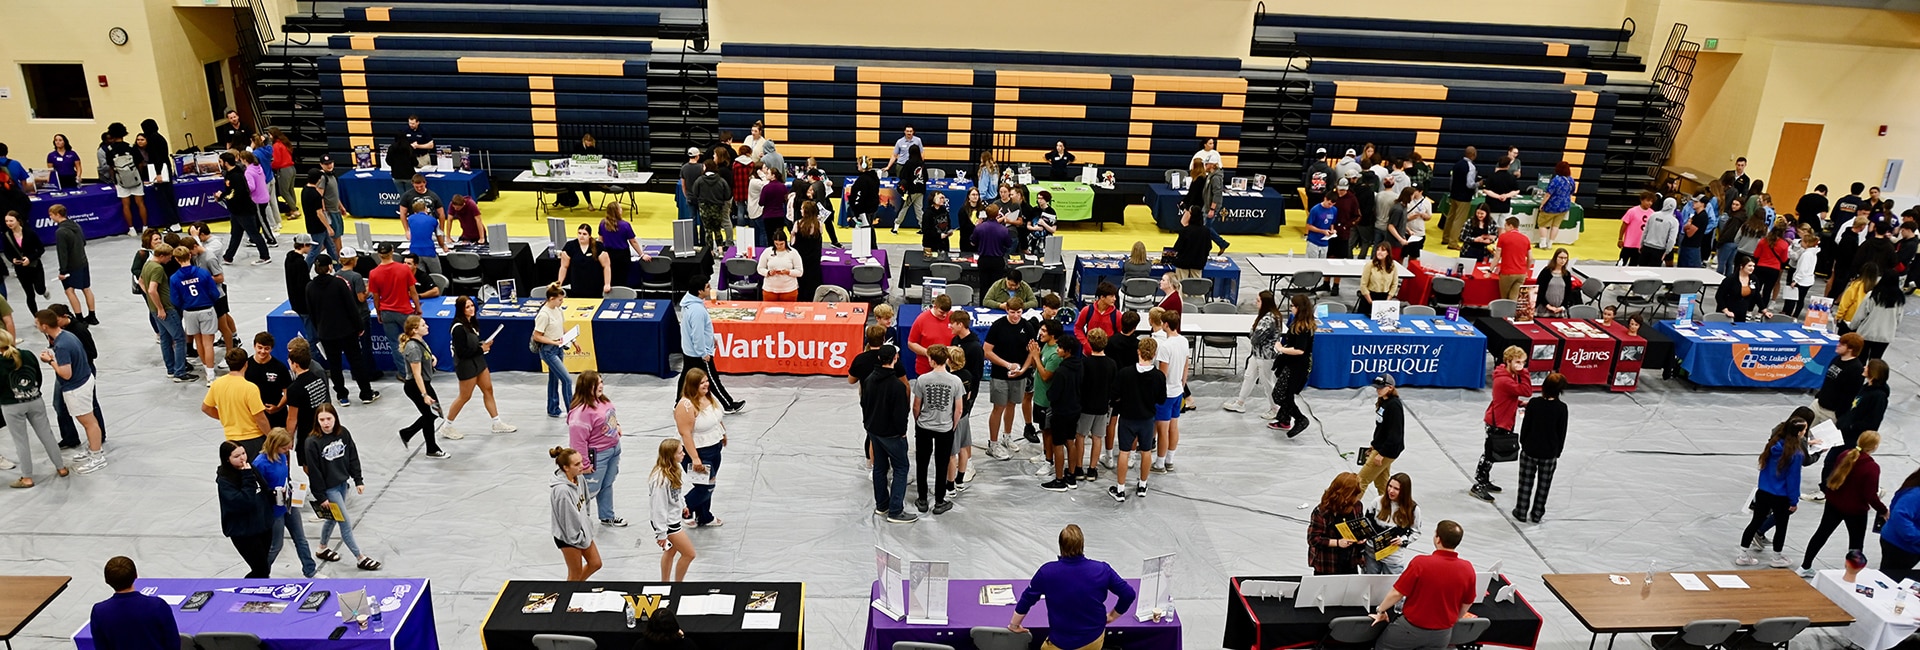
[1138,553,1175,621]
[872,547,905,621]
[907,560,949,625]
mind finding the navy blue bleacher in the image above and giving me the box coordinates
[1309,61,1606,86]
[1295,33,1587,58]
[322,88,637,109]
[1310,97,1615,124]
[1254,14,1629,42]
[326,35,652,56]
[321,73,646,94]
[343,6,660,37]
[320,56,647,78]
[325,104,648,125]
[720,43,1238,72]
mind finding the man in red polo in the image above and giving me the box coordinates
[1370,520,1478,649]
[906,294,953,375]
[1494,217,1533,300]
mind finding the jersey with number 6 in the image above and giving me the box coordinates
[170,265,218,311]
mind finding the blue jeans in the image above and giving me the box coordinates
[870,434,909,516]
[305,235,340,266]
[540,344,572,416]
[267,508,317,577]
[1678,246,1703,269]
[675,186,693,222]
[152,311,188,377]
[585,445,622,522]
[683,442,723,525]
[1206,214,1231,250]
[319,484,363,558]
[378,310,411,371]
[1716,242,1739,276]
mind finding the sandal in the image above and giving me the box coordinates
[357,557,383,571]
[9,478,31,489]
[317,548,343,563]
[56,467,69,478]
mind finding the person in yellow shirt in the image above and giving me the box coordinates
[203,348,269,455]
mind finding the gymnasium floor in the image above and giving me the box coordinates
[0,200,1905,650]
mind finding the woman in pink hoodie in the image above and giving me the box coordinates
[1616,191,1655,265]
[567,371,627,528]
[238,149,277,246]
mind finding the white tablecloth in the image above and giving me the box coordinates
[1815,568,1918,650]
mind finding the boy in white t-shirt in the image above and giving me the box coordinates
[1152,311,1190,472]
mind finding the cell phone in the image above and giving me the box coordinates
[329,626,347,640]
[182,591,212,611]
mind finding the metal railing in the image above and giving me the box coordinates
[1612,17,1636,59]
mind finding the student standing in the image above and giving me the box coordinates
[1074,330,1115,485]
[1040,331,1085,491]
[1848,274,1905,359]
[1108,339,1165,502]
[675,369,729,528]
[305,256,380,405]
[947,311,985,490]
[1785,233,1822,316]
[912,345,964,512]
[1007,525,1134,650]
[678,279,743,413]
[302,405,381,570]
[548,447,601,581]
[1152,312,1189,472]
[254,429,317,578]
[1833,361,1890,473]
[169,246,219,381]
[1494,217,1533,299]
[1514,372,1569,523]
[446,296,515,433]
[1472,346,1532,502]
[863,346,916,523]
[1,330,62,488]
[533,284,573,418]
[49,205,97,323]
[142,243,190,382]
[301,171,337,264]
[395,316,450,457]
[1268,295,1315,435]
[1881,470,1920,582]
[203,348,269,456]
[245,333,292,431]
[756,231,804,301]
[983,295,1035,459]
[1808,333,1866,429]
[568,371,626,527]
[40,311,104,470]
[1617,192,1655,265]
[1364,474,1424,575]
[1358,375,1404,496]
[2,212,46,313]
[282,341,328,464]
[216,440,274,578]
[1738,418,1813,568]
[650,438,697,581]
[1801,430,1886,576]
[367,244,421,371]
[1308,472,1367,575]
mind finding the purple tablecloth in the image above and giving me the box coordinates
[717,245,889,292]
[865,578,1180,650]
[28,176,230,241]
[73,577,437,650]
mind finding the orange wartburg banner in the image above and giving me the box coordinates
[705,301,864,375]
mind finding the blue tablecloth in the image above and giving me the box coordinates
[27,176,230,241]
[264,296,675,377]
[838,177,973,229]
[337,169,491,217]
[1653,320,1839,389]
[1308,315,1488,389]
[1145,185,1285,234]
[74,577,436,650]
[1072,253,1241,302]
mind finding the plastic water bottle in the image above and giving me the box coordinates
[372,604,384,632]
[1646,559,1655,585]
[1897,589,1909,615]
[625,600,637,628]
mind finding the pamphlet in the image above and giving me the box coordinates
[1670,573,1710,591]
[1802,296,1834,331]
[567,591,628,613]
[353,145,374,170]
[746,591,778,612]
[677,594,736,616]
[742,612,781,629]
[232,601,287,613]
[522,592,557,614]
[979,584,1015,606]
[1707,575,1750,589]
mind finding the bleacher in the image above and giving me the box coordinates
[1248,11,1666,215]
[715,44,1246,188]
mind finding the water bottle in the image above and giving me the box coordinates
[625,599,637,628]
[1898,588,1909,615]
[372,605,385,632]
[1645,559,1655,585]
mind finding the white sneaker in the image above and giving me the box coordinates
[439,424,464,440]
[1099,452,1116,470]
[1769,552,1791,569]
[1033,461,1054,476]
[1804,492,1826,502]
[1733,549,1761,566]
[75,454,107,474]
[1262,406,1280,420]
[1222,400,1245,413]
[989,441,1010,460]
[491,420,517,433]
[217,360,228,370]
[0,455,14,470]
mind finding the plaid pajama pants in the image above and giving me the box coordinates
[1514,454,1559,521]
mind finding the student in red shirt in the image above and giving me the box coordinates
[1494,217,1533,300]
[1076,282,1123,347]
[365,243,421,371]
[906,294,953,375]
[1369,520,1478,650]
[1472,346,1532,502]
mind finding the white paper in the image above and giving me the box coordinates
[483,325,505,344]
[677,594,736,615]
[642,585,672,596]
[1809,420,1843,454]
[159,595,185,605]
[568,591,628,613]
[1671,573,1710,591]
[688,467,714,486]
[742,612,781,629]
[1707,574,1750,589]
[558,325,581,348]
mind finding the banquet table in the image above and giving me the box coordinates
[1224,575,1540,650]
[866,579,1179,650]
[265,296,676,377]
[1308,314,1488,389]
[1072,253,1241,303]
[1814,569,1918,650]
[898,249,1068,296]
[28,176,229,241]
[483,580,802,650]
[1450,192,1588,245]
[73,578,436,650]
[703,301,866,375]
[1146,184,1286,234]
[1652,319,1839,389]
[338,168,491,217]
[838,176,973,229]
[1020,180,1097,221]
[716,245,889,293]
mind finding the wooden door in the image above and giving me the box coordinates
[1769,122,1823,205]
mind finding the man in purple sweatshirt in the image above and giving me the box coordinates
[1009,524,1136,650]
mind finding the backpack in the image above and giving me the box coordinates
[110,144,141,188]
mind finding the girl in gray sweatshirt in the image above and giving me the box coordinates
[549,447,599,581]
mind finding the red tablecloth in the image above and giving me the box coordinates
[1509,320,1560,387]
[1398,263,1532,308]
[1538,319,1615,386]
[1594,319,1647,392]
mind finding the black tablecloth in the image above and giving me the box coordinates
[898,249,1067,296]
[482,580,802,650]
[1224,576,1541,650]
[1091,186,1132,225]
[533,246,713,292]
[353,240,531,290]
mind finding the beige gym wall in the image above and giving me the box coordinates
[709,0,1260,60]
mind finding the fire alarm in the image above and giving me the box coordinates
[97,75,108,88]
[1881,125,1889,136]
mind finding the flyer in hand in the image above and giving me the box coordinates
[1337,517,1410,561]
